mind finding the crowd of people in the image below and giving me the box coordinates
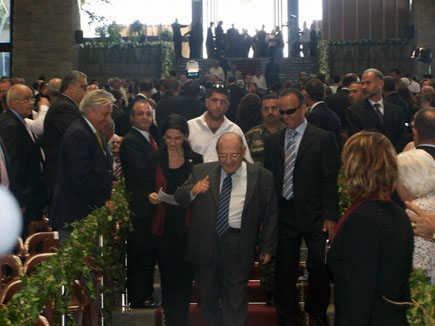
[173,18,317,59]
[0,64,434,326]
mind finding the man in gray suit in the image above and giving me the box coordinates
[175,132,278,326]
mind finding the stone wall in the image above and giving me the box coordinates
[12,0,80,84]
[411,0,435,77]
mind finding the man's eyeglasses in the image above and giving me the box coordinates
[279,106,301,115]
[14,97,35,104]
[218,153,241,159]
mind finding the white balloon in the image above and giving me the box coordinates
[0,187,22,257]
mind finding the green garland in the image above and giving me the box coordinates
[317,39,409,84]
[0,180,132,326]
[82,40,176,79]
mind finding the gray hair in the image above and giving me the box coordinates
[6,84,31,107]
[60,70,87,93]
[216,132,246,151]
[397,149,435,198]
[363,68,384,81]
[79,89,115,115]
[47,78,61,97]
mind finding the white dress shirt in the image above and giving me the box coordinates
[25,105,49,136]
[220,161,247,229]
[368,98,385,115]
[188,113,253,163]
[132,126,151,142]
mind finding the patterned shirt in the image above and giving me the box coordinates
[245,123,285,167]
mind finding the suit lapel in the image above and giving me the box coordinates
[80,117,112,169]
[296,124,315,163]
[242,163,257,213]
[209,163,221,207]
[363,100,383,129]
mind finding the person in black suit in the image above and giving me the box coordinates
[43,71,88,202]
[324,73,359,131]
[175,132,278,326]
[264,89,339,326]
[328,131,413,326]
[120,99,160,308]
[172,19,187,58]
[383,76,411,125]
[155,77,184,127]
[303,78,341,149]
[0,84,46,237]
[346,68,409,152]
[226,77,245,122]
[148,115,203,326]
[412,107,435,159]
[49,89,114,236]
[177,80,206,120]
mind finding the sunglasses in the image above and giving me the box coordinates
[279,106,301,115]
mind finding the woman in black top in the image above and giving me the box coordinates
[148,114,202,326]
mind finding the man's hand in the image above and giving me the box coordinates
[148,192,161,205]
[405,201,435,240]
[323,219,336,239]
[191,175,210,195]
[37,97,50,107]
[260,253,272,265]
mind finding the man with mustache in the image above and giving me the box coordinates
[245,94,285,167]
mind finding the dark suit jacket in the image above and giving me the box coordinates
[119,127,156,231]
[264,123,340,232]
[0,109,45,210]
[324,89,350,130]
[346,99,409,152]
[43,94,81,197]
[50,117,113,230]
[175,162,278,275]
[416,144,435,159]
[307,102,341,148]
[155,93,184,127]
[384,92,411,124]
[328,201,413,326]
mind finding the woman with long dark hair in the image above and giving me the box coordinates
[148,114,202,326]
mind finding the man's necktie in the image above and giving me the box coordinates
[113,157,122,179]
[374,103,383,125]
[282,130,297,200]
[149,135,158,151]
[216,174,232,236]
[95,132,104,150]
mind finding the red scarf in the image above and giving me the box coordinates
[150,163,192,236]
[330,195,392,243]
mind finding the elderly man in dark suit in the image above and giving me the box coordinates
[264,89,340,326]
[175,132,278,326]
[50,89,114,236]
[346,68,409,152]
[0,84,46,237]
[43,70,88,202]
[120,99,160,308]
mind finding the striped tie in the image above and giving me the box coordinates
[216,174,232,236]
[282,130,297,199]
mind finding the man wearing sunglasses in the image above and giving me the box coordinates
[188,83,253,163]
[264,89,339,326]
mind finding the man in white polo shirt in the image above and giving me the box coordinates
[188,83,253,163]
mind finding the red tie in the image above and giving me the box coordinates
[149,135,158,151]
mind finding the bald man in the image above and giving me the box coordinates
[175,132,278,326]
[0,84,46,237]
